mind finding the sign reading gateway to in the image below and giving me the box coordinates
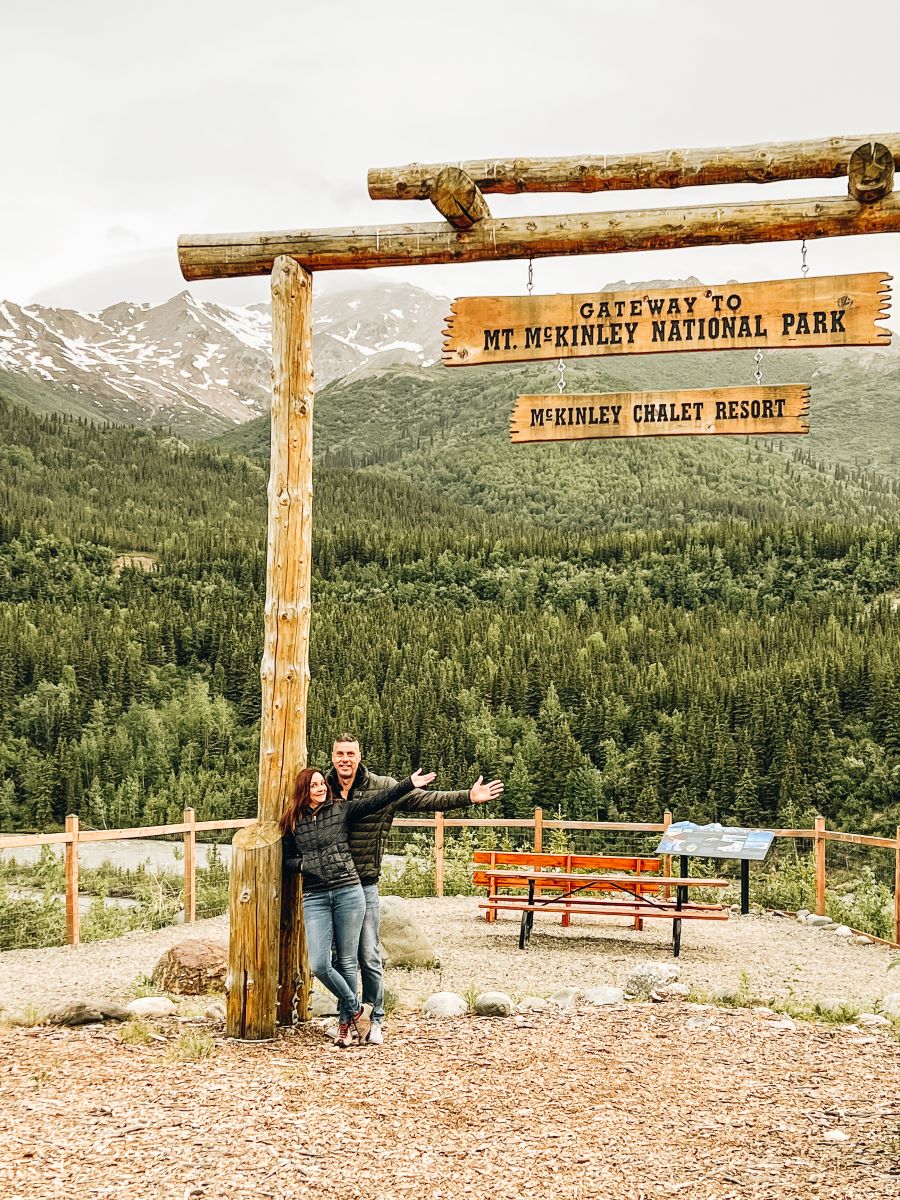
[510,385,810,443]
[444,272,891,366]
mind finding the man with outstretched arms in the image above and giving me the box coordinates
[326,733,503,1044]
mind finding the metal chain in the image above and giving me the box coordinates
[527,258,534,295]
[557,357,567,392]
[801,238,809,276]
[753,348,763,385]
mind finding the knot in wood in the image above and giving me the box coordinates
[239,888,252,903]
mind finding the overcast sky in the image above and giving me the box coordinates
[4,0,899,310]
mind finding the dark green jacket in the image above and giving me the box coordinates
[324,764,471,885]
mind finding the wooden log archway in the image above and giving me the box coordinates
[181,133,899,1040]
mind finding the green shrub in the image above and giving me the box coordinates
[753,852,817,912]
[380,834,436,897]
[0,881,66,950]
[442,828,478,897]
[196,844,230,917]
[826,867,892,939]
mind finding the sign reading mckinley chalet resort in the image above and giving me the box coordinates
[442,272,891,441]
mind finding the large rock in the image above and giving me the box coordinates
[548,986,582,1009]
[423,992,468,1018]
[583,986,625,1006]
[517,996,548,1013]
[625,962,679,999]
[379,896,440,969]
[310,988,338,1017]
[858,1012,891,1028]
[474,991,513,1017]
[879,992,900,1019]
[128,996,176,1018]
[152,939,228,995]
[46,999,130,1026]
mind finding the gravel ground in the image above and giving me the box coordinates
[1,1005,898,1199]
[0,897,896,1017]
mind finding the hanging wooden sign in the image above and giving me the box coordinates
[444,273,890,366]
[510,385,810,443]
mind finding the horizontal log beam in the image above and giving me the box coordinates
[179,190,900,280]
[367,134,900,199]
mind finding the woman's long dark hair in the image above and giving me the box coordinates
[279,768,332,834]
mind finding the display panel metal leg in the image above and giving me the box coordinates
[519,879,535,950]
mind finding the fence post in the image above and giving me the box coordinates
[183,807,197,924]
[662,809,673,899]
[434,812,444,898]
[894,825,900,946]
[814,815,827,916]
[534,807,543,852]
[65,814,80,946]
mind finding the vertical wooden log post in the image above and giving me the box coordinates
[814,815,827,916]
[894,825,900,946]
[226,255,314,1040]
[64,814,80,946]
[183,807,196,925]
[533,807,543,853]
[434,812,445,897]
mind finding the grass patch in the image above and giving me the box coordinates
[129,974,160,999]
[118,1019,152,1045]
[690,978,864,1028]
[809,999,861,1025]
[382,988,399,1016]
[169,1030,214,1062]
[463,984,480,1014]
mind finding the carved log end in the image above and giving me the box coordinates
[849,142,894,204]
[430,167,491,229]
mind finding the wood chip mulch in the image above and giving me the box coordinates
[0,1005,898,1200]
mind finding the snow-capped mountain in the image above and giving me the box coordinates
[0,283,450,436]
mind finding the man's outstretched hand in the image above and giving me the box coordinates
[469,775,504,805]
[411,769,437,789]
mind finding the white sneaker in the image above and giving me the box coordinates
[323,1022,339,1041]
[367,1021,384,1045]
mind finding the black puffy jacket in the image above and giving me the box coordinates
[324,764,471,885]
[282,777,414,894]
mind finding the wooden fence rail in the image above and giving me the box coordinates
[1,809,898,947]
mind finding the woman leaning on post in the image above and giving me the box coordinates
[280,764,435,1047]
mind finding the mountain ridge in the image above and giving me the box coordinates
[0,283,449,437]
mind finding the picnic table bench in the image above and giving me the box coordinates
[473,850,729,956]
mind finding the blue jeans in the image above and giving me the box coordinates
[302,884,366,1023]
[359,882,385,1022]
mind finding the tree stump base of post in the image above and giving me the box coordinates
[226,821,283,1040]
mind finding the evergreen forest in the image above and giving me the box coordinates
[0,359,898,843]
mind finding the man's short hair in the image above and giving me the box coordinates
[333,732,360,746]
